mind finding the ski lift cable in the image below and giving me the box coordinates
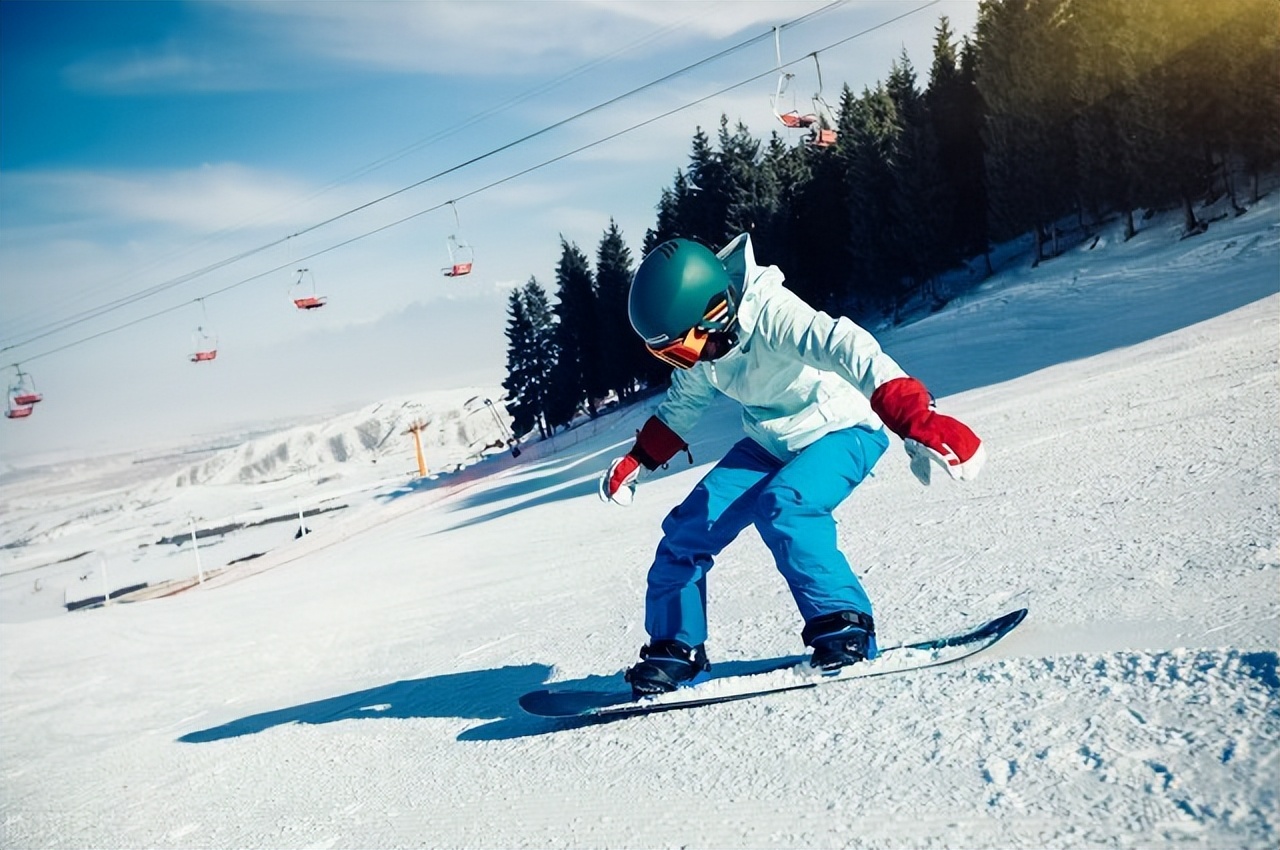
[265,5,851,245]
[3,0,939,372]
[442,2,942,207]
[0,236,297,355]
[308,1,734,190]
[0,2,852,357]
[0,6,728,347]
[6,0,935,369]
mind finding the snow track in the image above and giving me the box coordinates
[2,646,1273,849]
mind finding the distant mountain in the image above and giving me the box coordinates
[172,387,512,486]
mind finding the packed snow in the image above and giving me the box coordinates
[1,196,1277,849]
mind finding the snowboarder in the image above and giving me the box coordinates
[598,235,986,697]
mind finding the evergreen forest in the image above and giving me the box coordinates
[502,0,1279,441]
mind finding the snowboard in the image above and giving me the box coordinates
[519,608,1027,720]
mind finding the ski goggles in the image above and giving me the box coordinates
[645,297,735,370]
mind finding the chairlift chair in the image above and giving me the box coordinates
[442,235,474,277]
[189,329,217,363]
[5,385,34,418]
[804,53,838,149]
[189,300,218,362]
[440,201,474,277]
[771,30,838,149]
[772,66,818,130]
[9,368,42,406]
[291,267,327,310]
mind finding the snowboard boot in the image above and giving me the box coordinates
[803,610,877,671]
[625,640,711,697]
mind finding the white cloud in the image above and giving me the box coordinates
[56,1,978,104]
[62,44,263,94]
[226,0,828,76]
[0,163,417,239]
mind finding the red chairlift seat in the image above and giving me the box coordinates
[5,404,34,419]
[293,296,327,310]
[11,391,42,406]
[443,262,473,277]
[190,350,218,363]
[808,127,838,148]
[778,110,818,129]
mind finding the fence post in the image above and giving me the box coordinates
[189,516,205,585]
[99,552,111,607]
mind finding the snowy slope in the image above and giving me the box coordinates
[0,387,514,622]
[168,389,516,487]
[1,198,1277,849]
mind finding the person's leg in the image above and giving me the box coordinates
[643,438,781,648]
[753,426,889,626]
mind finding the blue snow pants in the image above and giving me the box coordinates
[644,424,890,648]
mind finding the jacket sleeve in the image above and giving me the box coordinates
[756,284,908,397]
[653,361,719,441]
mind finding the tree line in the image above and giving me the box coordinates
[503,0,1278,440]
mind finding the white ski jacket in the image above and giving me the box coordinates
[655,233,909,462]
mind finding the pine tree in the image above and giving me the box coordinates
[781,140,847,309]
[956,38,992,269]
[1067,0,1141,237]
[926,18,990,268]
[721,118,771,241]
[522,278,557,437]
[923,18,966,265]
[685,124,733,247]
[643,170,698,254]
[977,0,1079,262]
[1207,0,1279,207]
[887,50,950,307]
[501,288,535,437]
[756,133,812,275]
[545,239,604,429]
[501,278,556,439]
[842,83,902,313]
[595,220,645,402]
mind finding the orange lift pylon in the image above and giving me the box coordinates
[402,419,429,477]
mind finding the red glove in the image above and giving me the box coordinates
[599,416,688,505]
[871,377,986,485]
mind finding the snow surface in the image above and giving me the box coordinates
[1,197,1278,849]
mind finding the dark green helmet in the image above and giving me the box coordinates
[629,239,739,346]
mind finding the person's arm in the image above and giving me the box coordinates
[599,367,715,505]
[759,286,985,484]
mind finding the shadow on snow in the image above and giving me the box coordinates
[178,656,805,744]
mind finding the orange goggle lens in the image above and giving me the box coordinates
[645,298,732,369]
[648,326,710,369]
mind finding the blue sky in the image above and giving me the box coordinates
[0,0,979,462]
